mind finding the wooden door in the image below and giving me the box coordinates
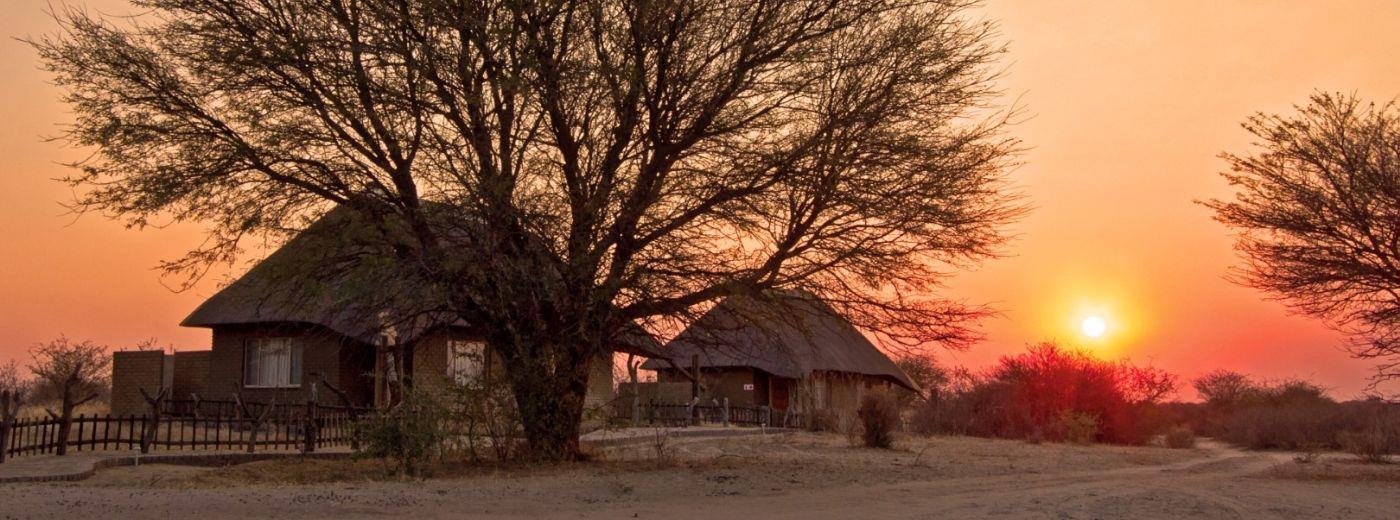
[771,378,791,410]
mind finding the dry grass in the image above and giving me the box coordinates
[1265,458,1400,483]
[83,456,626,489]
[73,432,1203,492]
[15,401,109,419]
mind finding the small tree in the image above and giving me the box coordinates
[0,360,25,396]
[28,337,111,455]
[895,353,950,402]
[1193,370,1255,408]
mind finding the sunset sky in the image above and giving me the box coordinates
[2,1,1398,398]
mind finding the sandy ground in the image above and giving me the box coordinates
[0,432,1396,519]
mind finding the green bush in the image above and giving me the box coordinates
[857,389,901,449]
[354,392,450,477]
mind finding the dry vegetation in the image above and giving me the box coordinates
[75,432,1200,490]
[17,432,1396,519]
[1265,454,1400,483]
[907,342,1180,445]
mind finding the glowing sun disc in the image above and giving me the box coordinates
[1081,316,1107,338]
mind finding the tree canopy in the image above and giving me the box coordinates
[1205,93,1400,384]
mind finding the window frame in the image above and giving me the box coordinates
[447,340,488,386]
[242,337,303,389]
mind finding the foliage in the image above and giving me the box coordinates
[1058,411,1099,445]
[1338,426,1394,464]
[34,0,1020,459]
[443,365,522,463]
[354,391,451,477]
[26,336,111,406]
[1193,370,1254,409]
[911,342,1178,444]
[856,389,901,449]
[895,353,950,402]
[805,409,839,433]
[1204,92,1400,381]
[1163,426,1196,449]
[0,360,28,397]
[1187,371,1400,455]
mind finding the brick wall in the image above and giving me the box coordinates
[207,323,369,405]
[111,351,166,416]
[657,367,757,406]
[616,382,692,405]
[411,331,616,429]
[583,353,616,410]
[170,350,212,399]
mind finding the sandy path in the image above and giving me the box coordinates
[0,438,1394,519]
[522,443,1393,520]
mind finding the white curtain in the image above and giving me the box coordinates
[245,338,302,387]
[448,341,486,385]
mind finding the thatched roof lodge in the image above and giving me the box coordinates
[642,291,914,415]
[112,207,657,417]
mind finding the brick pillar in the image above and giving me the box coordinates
[112,351,167,416]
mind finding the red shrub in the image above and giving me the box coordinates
[913,342,1177,444]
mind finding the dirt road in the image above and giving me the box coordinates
[0,435,1394,519]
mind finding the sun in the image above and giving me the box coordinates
[1081,315,1107,338]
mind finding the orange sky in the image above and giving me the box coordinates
[1,1,1397,398]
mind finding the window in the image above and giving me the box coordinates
[244,338,302,388]
[448,340,487,385]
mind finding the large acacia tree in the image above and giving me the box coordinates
[36,0,1019,458]
[1206,93,1400,385]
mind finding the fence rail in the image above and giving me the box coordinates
[619,401,804,428]
[0,393,367,463]
[160,398,373,420]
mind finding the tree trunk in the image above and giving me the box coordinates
[500,338,593,461]
[627,354,641,426]
[56,390,75,456]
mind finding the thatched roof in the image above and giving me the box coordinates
[181,206,660,354]
[641,291,915,390]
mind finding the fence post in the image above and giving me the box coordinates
[721,398,730,427]
[139,387,168,454]
[303,399,317,454]
[0,390,12,464]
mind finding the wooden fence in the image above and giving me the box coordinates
[0,394,368,463]
[622,401,805,428]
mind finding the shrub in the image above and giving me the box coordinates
[857,389,901,449]
[355,392,450,477]
[444,365,521,462]
[1058,411,1099,445]
[806,409,839,432]
[1164,426,1196,449]
[894,353,949,402]
[1338,427,1393,464]
[912,342,1177,445]
[840,413,862,447]
[1192,375,1400,455]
